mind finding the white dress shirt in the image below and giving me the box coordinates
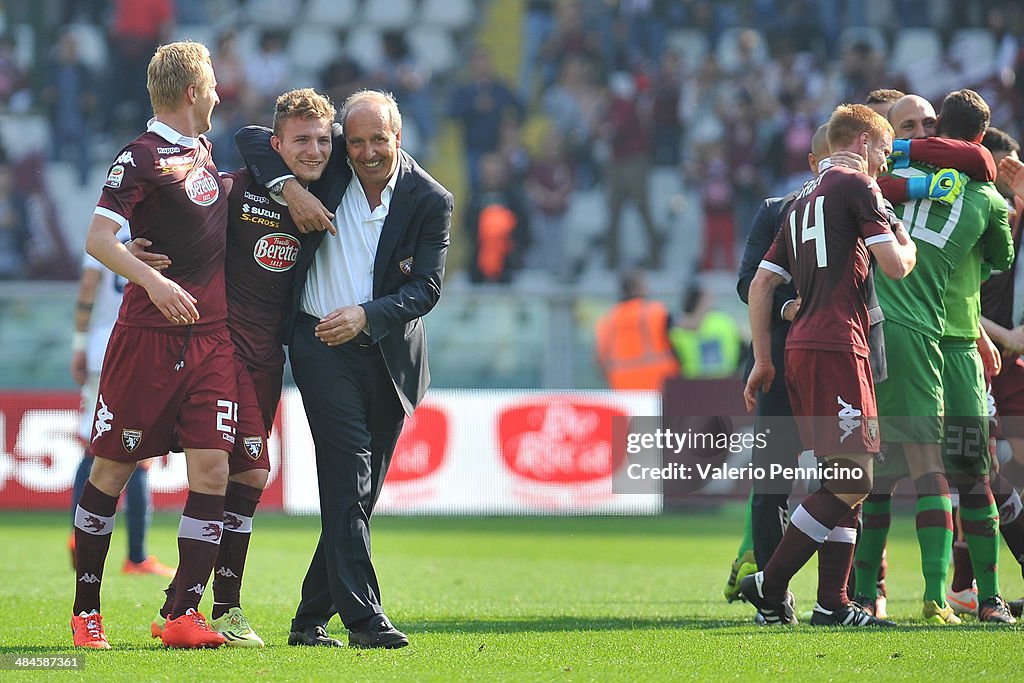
[300,165,399,319]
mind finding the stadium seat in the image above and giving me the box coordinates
[862,0,896,29]
[170,24,215,50]
[363,0,416,30]
[665,29,708,70]
[715,27,766,74]
[64,23,108,72]
[418,0,476,31]
[891,27,942,73]
[949,28,996,71]
[344,29,384,73]
[407,26,458,76]
[302,0,359,28]
[838,26,888,57]
[287,26,341,73]
[245,0,302,27]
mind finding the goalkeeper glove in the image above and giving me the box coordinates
[906,167,968,205]
[887,138,911,170]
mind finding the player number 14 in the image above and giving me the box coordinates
[790,195,827,268]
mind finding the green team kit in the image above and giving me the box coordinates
[874,162,1013,469]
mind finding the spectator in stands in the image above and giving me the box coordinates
[519,0,557,101]
[105,0,174,132]
[536,0,604,91]
[693,139,736,272]
[496,116,530,185]
[0,34,28,112]
[321,54,367,111]
[524,127,575,281]
[0,162,27,279]
[244,30,290,114]
[541,54,605,189]
[42,28,96,186]
[650,49,686,167]
[448,45,524,191]
[600,71,664,270]
[595,269,679,390]
[466,153,531,283]
[376,31,436,162]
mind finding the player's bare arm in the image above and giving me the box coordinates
[977,322,1003,377]
[868,223,916,279]
[71,266,101,385]
[314,304,368,346]
[982,315,1024,356]
[85,214,199,325]
[743,267,785,412]
[281,178,336,235]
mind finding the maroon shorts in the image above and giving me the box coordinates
[90,323,238,462]
[230,358,281,474]
[991,356,1024,438]
[784,348,880,456]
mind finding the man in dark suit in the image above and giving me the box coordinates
[235,89,452,649]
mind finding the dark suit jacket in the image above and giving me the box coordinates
[235,125,453,415]
[737,191,887,389]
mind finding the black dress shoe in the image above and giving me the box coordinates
[288,625,344,647]
[347,614,409,649]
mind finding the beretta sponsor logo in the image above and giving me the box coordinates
[385,406,448,483]
[498,400,626,483]
[253,233,300,271]
[185,167,220,206]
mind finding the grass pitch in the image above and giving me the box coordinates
[1,506,1021,681]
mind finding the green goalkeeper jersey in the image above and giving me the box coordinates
[940,180,1012,339]
[876,164,1013,340]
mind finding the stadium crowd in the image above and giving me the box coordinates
[0,0,1021,288]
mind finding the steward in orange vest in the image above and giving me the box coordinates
[595,270,680,389]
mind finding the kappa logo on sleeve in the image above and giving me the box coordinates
[114,150,136,167]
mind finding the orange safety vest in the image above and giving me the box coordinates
[595,298,680,390]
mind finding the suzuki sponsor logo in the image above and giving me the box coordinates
[253,233,300,272]
[242,203,281,220]
[185,167,220,206]
[385,406,448,483]
[498,400,626,483]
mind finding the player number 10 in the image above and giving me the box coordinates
[790,195,827,268]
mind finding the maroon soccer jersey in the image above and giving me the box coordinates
[762,166,894,357]
[980,194,1023,330]
[95,120,228,329]
[222,169,301,370]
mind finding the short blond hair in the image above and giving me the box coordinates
[272,88,336,136]
[340,89,402,134]
[827,103,894,150]
[147,41,213,114]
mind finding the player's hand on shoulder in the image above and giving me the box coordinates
[927,168,968,205]
[142,272,199,325]
[282,180,336,235]
[830,150,867,174]
[126,238,171,271]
